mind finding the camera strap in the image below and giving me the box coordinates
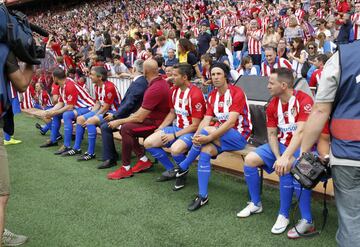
[291,180,329,237]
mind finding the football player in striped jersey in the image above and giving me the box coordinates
[144,63,206,182]
[61,66,121,161]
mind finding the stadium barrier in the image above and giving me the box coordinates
[85,77,132,99]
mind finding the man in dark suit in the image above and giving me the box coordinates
[98,59,148,169]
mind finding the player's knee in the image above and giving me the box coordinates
[244,152,261,167]
[170,143,186,156]
[201,144,217,157]
[77,116,86,125]
[202,126,216,134]
[143,137,153,149]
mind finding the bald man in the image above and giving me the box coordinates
[106,59,171,179]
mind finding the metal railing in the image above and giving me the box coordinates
[85,77,132,99]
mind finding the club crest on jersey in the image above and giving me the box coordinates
[304,104,312,113]
[291,107,297,117]
[195,103,202,111]
[107,92,112,99]
[67,95,72,101]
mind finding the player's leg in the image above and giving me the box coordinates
[40,113,62,147]
[287,179,315,238]
[39,106,54,134]
[62,110,76,149]
[63,109,96,157]
[170,133,193,166]
[272,145,299,235]
[177,126,216,172]
[187,143,218,211]
[78,115,102,161]
[237,144,275,218]
[144,127,177,173]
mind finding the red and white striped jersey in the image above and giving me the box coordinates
[192,26,199,38]
[104,63,112,72]
[94,81,122,111]
[261,16,270,33]
[10,83,17,99]
[170,85,206,129]
[352,13,360,40]
[59,78,95,108]
[266,90,313,146]
[77,62,87,75]
[309,68,323,87]
[261,57,292,76]
[281,16,290,28]
[220,16,228,29]
[36,90,53,107]
[295,9,305,23]
[224,26,234,40]
[20,86,34,110]
[206,84,252,139]
[247,29,263,55]
[316,8,325,19]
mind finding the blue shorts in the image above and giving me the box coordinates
[162,126,194,148]
[81,110,116,122]
[255,143,300,174]
[214,128,247,154]
[74,107,91,116]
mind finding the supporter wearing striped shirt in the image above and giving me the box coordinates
[308,54,328,89]
[261,46,292,77]
[34,82,54,136]
[175,63,251,211]
[62,66,121,161]
[352,1,360,40]
[40,68,95,155]
[246,19,263,66]
[33,82,52,110]
[238,68,315,237]
[144,63,206,182]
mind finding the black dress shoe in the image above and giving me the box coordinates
[97,160,117,169]
[40,140,58,148]
[97,153,119,162]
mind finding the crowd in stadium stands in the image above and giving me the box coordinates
[4,0,360,243]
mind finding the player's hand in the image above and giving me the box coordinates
[274,155,292,176]
[108,120,120,129]
[192,134,212,146]
[43,110,52,119]
[161,133,174,145]
[82,120,89,128]
[104,113,114,121]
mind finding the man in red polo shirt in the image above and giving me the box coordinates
[107,59,170,179]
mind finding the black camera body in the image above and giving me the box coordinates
[291,152,330,189]
[0,4,48,65]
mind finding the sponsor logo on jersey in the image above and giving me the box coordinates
[175,109,189,116]
[278,124,297,133]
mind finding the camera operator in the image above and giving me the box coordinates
[1,45,32,246]
[300,43,360,247]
